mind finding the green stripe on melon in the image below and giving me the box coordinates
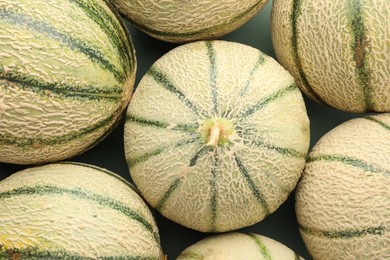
[0,162,163,259]
[0,9,123,82]
[247,233,272,259]
[0,185,159,242]
[0,110,116,149]
[0,0,136,164]
[128,137,198,168]
[347,0,373,111]
[206,41,219,114]
[154,146,207,211]
[124,40,310,232]
[1,74,123,101]
[221,53,266,118]
[234,83,298,120]
[307,154,390,176]
[66,0,135,73]
[209,152,220,231]
[299,225,386,239]
[148,68,208,117]
[365,115,390,131]
[0,247,158,260]
[234,154,270,215]
[288,0,324,103]
[126,114,198,133]
[244,138,307,158]
[295,113,390,259]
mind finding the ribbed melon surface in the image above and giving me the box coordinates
[177,232,304,260]
[271,0,390,112]
[124,40,310,232]
[0,162,163,259]
[111,0,269,42]
[296,113,390,259]
[0,0,136,164]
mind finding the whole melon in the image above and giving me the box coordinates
[110,0,269,43]
[124,40,310,232]
[0,162,164,259]
[177,232,304,260]
[295,113,390,259]
[271,0,390,113]
[0,0,136,164]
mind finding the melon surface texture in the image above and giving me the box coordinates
[0,162,164,259]
[176,232,304,260]
[110,0,269,42]
[124,40,310,232]
[271,0,390,113]
[296,113,390,259]
[0,0,136,164]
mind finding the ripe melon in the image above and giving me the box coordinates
[295,113,390,259]
[124,40,310,232]
[110,0,269,43]
[0,162,164,259]
[271,0,390,113]
[177,232,304,260]
[0,0,136,164]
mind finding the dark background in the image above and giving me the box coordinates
[0,1,362,259]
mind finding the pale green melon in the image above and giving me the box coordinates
[0,162,164,259]
[296,113,390,259]
[124,40,310,232]
[0,0,136,164]
[177,232,304,260]
[110,0,269,42]
[271,0,390,112]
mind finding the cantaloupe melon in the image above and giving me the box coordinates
[295,113,390,259]
[0,162,164,259]
[124,40,310,232]
[176,232,304,260]
[271,0,390,113]
[110,0,269,42]
[0,0,136,164]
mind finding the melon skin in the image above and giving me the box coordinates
[0,0,136,164]
[295,114,390,259]
[0,162,164,259]
[124,40,310,232]
[110,0,269,43]
[176,232,304,260]
[271,0,390,113]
